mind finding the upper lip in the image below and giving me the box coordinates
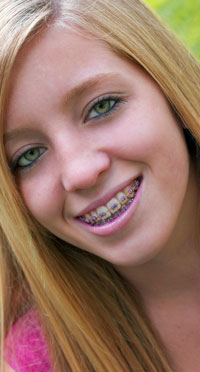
[76,175,141,217]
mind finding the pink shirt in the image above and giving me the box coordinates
[4,308,51,371]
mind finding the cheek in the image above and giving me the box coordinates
[124,106,187,161]
[18,175,63,224]
[106,116,186,167]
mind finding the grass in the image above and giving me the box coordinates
[146,0,200,58]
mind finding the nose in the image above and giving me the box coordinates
[60,150,111,192]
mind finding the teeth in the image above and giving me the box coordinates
[107,198,121,214]
[79,177,141,225]
[116,192,127,205]
[96,206,111,220]
[84,214,93,224]
[133,179,140,188]
[90,211,100,223]
[124,185,136,198]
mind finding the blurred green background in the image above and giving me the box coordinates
[145,0,200,59]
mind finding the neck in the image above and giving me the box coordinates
[118,237,200,302]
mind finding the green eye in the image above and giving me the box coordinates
[13,147,46,171]
[94,100,112,114]
[18,148,40,166]
[88,98,116,120]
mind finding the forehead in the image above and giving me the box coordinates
[8,24,146,97]
[10,25,123,92]
[5,24,160,132]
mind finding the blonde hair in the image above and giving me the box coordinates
[1,0,200,371]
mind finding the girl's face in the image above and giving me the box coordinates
[4,26,199,267]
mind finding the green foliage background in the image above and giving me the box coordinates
[145,0,200,59]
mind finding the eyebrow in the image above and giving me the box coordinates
[4,72,123,144]
[4,127,43,144]
[65,72,122,101]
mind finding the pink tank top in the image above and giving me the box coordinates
[4,308,51,371]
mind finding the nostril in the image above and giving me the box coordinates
[61,152,111,192]
[62,170,103,192]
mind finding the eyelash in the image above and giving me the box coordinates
[11,95,127,173]
[85,95,127,122]
[11,147,46,173]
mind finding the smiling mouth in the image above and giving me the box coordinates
[77,176,142,226]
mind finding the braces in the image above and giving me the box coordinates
[78,177,141,226]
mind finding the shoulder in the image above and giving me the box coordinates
[4,308,51,371]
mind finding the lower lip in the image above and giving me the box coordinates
[75,177,143,237]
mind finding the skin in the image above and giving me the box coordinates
[4,26,200,370]
[3,362,15,372]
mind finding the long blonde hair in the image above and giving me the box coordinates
[1,1,200,371]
